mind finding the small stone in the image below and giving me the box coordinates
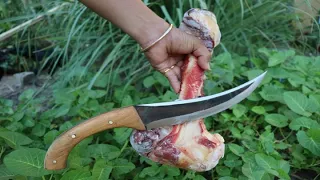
[14,72,35,86]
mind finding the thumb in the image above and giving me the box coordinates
[169,28,212,70]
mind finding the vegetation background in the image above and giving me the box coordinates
[0,0,319,179]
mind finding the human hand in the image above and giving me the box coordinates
[79,0,213,94]
[142,27,212,93]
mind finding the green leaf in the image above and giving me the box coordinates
[194,175,207,180]
[246,69,264,80]
[282,109,300,121]
[308,94,320,113]
[264,105,275,112]
[88,90,107,99]
[0,131,33,148]
[59,121,74,132]
[264,114,288,128]
[275,142,290,150]
[0,164,15,180]
[224,159,242,168]
[277,159,290,173]
[267,67,290,79]
[18,88,35,101]
[0,98,13,107]
[88,144,120,160]
[93,76,108,88]
[161,90,178,102]
[268,49,295,67]
[111,158,135,178]
[86,99,100,112]
[242,162,271,180]
[139,166,160,178]
[12,111,24,122]
[204,117,213,130]
[297,129,320,156]
[232,104,247,118]
[91,159,112,180]
[247,92,262,101]
[121,95,133,107]
[160,165,180,177]
[287,72,305,87]
[289,117,320,130]
[230,127,242,139]
[54,104,71,118]
[228,143,245,156]
[259,130,275,153]
[44,130,59,145]
[68,156,91,169]
[53,89,77,105]
[31,124,46,137]
[277,169,290,180]
[5,122,23,132]
[283,91,311,117]
[3,148,52,177]
[255,153,278,176]
[113,128,132,145]
[78,90,89,104]
[143,76,156,88]
[21,116,35,127]
[292,144,306,162]
[242,152,256,164]
[216,166,231,176]
[153,71,169,87]
[258,47,272,57]
[218,177,237,180]
[251,106,265,115]
[302,85,312,94]
[259,85,284,103]
[60,170,91,180]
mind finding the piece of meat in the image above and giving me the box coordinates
[130,8,225,172]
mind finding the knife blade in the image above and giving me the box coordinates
[137,71,267,129]
[44,71,266,170]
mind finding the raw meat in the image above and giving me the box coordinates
[130,8,225,172]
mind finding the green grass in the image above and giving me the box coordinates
[1,0,319,88]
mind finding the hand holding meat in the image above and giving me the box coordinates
[142,27,212,93]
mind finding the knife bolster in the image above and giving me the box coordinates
[44,106,145,170]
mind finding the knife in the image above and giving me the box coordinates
[44,71,267,170]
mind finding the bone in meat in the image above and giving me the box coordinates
[130,8,225,172]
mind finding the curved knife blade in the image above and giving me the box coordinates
[135,71,267,130]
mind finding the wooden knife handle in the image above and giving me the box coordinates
[44,106,145,170]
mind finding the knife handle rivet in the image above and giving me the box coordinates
[71,134,76,139]
[53,160,57,164]
[108,120,113,125]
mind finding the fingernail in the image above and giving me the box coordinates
[208,63,211,70]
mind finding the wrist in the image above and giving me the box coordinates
[130,17,170,48]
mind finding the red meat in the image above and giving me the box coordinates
[130,8,225,172]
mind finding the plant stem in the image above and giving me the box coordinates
[307,162,320,168]
[0,3,69,42]
[279,129,292,143]
[120,140,129,153]
[116,139,129,159]
[0,146,5,159]
[313,173,320,180]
